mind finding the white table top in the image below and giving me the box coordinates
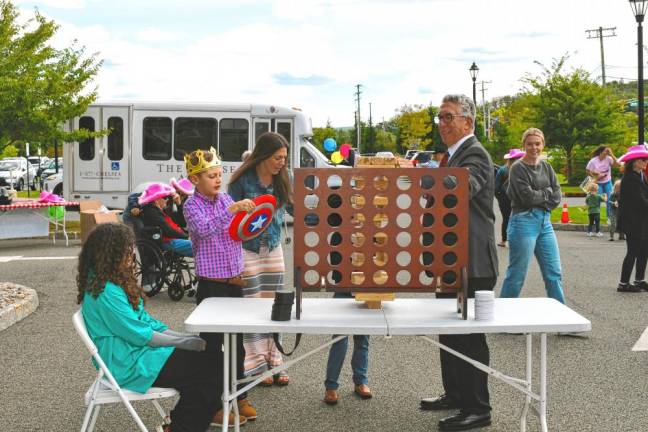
[185,297,591,335]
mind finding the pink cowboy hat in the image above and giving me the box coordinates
[503,149,525,160]
[618,144,648,163]
[170,177,194,196]
[138,182,175,205]
[38,191,66,204]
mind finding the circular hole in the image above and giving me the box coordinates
[305,251,319,266]
[396,251,411,267]
[351,252,366,267]
[421,213,434,228]
[373,175,389,191]
[351,271,365,285]
[328,251,343,266]
[328,232,343,247]
[304,175,319,190]
[373,213,389,228]
[443,232,458,247]
[443,175,458,190]
[396,232,411,247]
[373,194,388,209]
[443,270,457,285]
[421,175,435,190]
[351,194,366,210]
[397,175,412,191]
[397,270,411,286]
[420,251,434,267]
[351,232,366,248]
[327,175,342,190]
[373,270,388,285]
[443,213,458,228]
[351,213,365,229]
[419,271,434,285]
[373,251,388,267]
[420,232,435,247]
[396,213,412,228]
[373,232,388,247]
[304,232,319,247]
[304,270,320,285]
[328,270,342,285]
[327,194,342,208]
[351,175,365,190]
[305,213,319,227]
[397,194,412,209]
[421,194,434,208]
[443,252,458,266]
[327,213,342,227]
[304,194,319,210]
[443,194,458,209]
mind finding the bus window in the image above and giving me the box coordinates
[276,121,292,144]
[220,119,249,162]
[107,117,124,161]
[78,116,95,161]
[254,122,269,143]
[300,147,315,168]
[174,117,218,160]
[143,117,172,160]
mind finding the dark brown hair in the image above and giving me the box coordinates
[229,132,292,207]
[591,145,608,158]
[76,223,143,310]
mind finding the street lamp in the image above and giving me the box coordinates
[469,62,479,106]
[630,0,648,145]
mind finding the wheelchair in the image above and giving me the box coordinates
[130,221,197,301]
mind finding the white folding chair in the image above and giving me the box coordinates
[72,310,178,432]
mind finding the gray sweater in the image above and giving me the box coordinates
[506,159,562,213]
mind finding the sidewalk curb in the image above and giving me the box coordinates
[0,282,39,332]
[552,223,613,233]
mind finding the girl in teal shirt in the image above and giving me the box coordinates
[77,223,221,432]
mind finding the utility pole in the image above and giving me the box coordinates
[477,80,492,140]
[586,26,617,85]
[355,84,362,153]
[368,102,374,150]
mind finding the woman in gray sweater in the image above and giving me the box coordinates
[499,128,565,303]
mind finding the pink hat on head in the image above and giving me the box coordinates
[38,191,66,204]
[170,177,194,196]
[618,144,648,163]
[138,182,175,205]
[503,149,525,160]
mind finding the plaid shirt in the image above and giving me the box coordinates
[183,190,243,278]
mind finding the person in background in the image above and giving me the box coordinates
[494,149,525,247]
[608,180,623,241]
[586,145,620,220]
[585,182,607,238]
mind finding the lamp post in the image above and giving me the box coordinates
[469,62,479,106]
[630,0,648,145]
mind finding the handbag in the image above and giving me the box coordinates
[580,176,596,193]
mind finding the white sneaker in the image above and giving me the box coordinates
[587,232,593,237]
[596,232,603,237]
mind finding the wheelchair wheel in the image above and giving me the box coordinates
[134,239,166,296]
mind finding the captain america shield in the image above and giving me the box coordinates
[229,194,277,242]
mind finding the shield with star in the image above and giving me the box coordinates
[229,194,277,242]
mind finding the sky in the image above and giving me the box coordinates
[13,0,648,127]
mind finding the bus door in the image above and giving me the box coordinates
[73,107,101,192]
[101,107,130,192]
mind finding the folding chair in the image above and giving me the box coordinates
[72,310,178,432]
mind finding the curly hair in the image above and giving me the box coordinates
[76,223,143,310]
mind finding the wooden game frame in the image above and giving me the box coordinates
[293,167,470,319]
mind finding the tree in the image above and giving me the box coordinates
[0,1,104,155]
[391,104,435,151]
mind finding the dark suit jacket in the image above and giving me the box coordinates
[447,136,499,278]
[618,170,648,239]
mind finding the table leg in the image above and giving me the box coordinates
[520,334,532,432]
[62,207,69,246]
[222,333,230,432]
[540,333,548,432]
[231,333,240,432]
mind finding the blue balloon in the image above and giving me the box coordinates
[323,138,337,152]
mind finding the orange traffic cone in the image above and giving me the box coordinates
[560,203,570,224]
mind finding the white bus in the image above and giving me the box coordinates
[61,101,332,208]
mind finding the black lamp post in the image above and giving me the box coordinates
[469,62,479,106]
[630,0,648,145]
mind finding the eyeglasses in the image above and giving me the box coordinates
[434,113,466,124]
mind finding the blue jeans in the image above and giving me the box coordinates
[500,208,565,304]
[325,292,369,390]
[163,239,193,257]
[597,180,612,221]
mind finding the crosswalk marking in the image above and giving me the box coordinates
[0,256,77,263]
[632,327,648,351]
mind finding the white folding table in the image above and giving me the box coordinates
[185,297,591,432]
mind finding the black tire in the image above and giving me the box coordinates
[167,280,185,301]
[134,240,166,296]
[53,183,63,196]
[16,179,24,191]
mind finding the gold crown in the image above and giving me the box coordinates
[184,147,222,176]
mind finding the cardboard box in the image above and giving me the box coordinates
[79,200,122,243]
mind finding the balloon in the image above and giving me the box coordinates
[323,138,337,152]
[340,143,351,158]
[331,151,344,164]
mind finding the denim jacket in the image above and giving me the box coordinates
[228,170,287,253]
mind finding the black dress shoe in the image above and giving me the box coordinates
[634,280,648,291]
[438,412,492,431]
[420,394,459,411]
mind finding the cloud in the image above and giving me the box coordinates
[15,0,87,9]
[135,28,181,44]
[418,86,433,94]
[462,47,504,55]
[273,73,333,86]
[507,31,555,38]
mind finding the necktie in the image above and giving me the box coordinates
[440,152,449,167]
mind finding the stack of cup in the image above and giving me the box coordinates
[474,290,494,321]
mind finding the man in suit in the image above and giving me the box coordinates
[420,94,499,431]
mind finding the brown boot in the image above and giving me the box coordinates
[354,384,373,399]
[211,410,247,427]
[324,389,338,405]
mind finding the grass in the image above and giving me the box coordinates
[559,185,584,195]
[550,205,607,224]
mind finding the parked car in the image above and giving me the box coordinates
[43,170,63,196]
[0,158,37,190]
[40,158,63,179]
[28,156,51,177]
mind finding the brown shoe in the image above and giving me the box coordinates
[211,410,247,427]
[324,389,338,405]
[237,399,257,420]
[354,384,373,399]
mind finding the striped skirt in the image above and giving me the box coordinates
[242,244,286,377]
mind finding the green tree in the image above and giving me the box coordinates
[0,143,18,158]
[0,1,104,155]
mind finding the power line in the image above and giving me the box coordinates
[355,84,362,153]
[585,26,617,85]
